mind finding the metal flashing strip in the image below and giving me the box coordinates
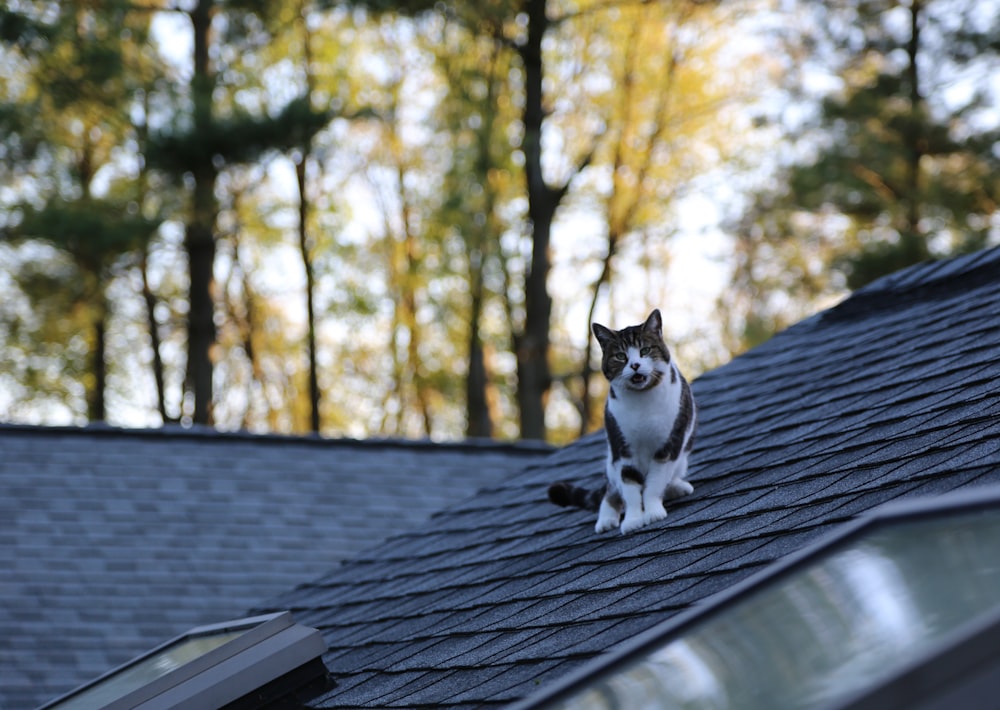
[39,612,327,710]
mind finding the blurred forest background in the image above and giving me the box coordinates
[1,0,998,443]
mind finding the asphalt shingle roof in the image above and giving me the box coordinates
[251,245,1000,709]
[0,427,551,709]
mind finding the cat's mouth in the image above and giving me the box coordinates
[629,373,648,386]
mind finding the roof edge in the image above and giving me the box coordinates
[0,421,555,456]
[822,244,1000,323]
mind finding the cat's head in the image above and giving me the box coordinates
[592,309,671,391]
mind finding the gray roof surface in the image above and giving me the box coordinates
[252,245,1000,709]
[0,426,551,709]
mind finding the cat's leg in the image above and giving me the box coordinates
[664,454,694,500]
[595,455,622,533]
[619,464,648,534]
[595,487,623,533]
[639,460,670,528]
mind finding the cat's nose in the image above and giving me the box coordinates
[630,362,640,371]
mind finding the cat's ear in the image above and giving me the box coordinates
[643,309,663,336]
[592,322,615,348]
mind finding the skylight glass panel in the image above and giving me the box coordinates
[46,629,250,710]
[41,611,327,710]
[548,507,1000,710]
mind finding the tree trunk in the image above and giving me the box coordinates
[87,300,107,422]
[902,0,926,262]
[401,215,431,437]
[516,0,555,440]
[296,153,321,433]
[136,90,170,425]
[185,0,218,426]
[465,272,492,438]
[295,4,321,434]
[78,132,108,423]
[141,248,169,423]
[579,237,616,436]
[465,44,501,440]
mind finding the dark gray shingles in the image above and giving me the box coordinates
[244,247,1000,708]
[0,428,550,710]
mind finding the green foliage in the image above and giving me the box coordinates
[0,7,54,49]
[317,0,440,13]
[0,102,41,163]
[0,245,93,421]
[147,96,332,173]
[727,0,1000,354]
[0,1,169,422]
[11,199,159,271]
[0,0,787,437]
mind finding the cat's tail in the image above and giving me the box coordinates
[547,481,603,512]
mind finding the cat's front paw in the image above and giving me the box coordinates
[620,514,646,535]
[595,514,620,534]
[641,503,668,527]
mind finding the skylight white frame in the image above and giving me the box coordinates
[40,611,327,710]
[513,483,1000,710]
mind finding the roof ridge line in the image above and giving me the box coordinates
[822,245,1000,323]
[0,421,556,455]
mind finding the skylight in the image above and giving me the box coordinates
[519,486,1000,710]
[40,611,328,710]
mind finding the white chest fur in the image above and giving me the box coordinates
[606,364,682,466]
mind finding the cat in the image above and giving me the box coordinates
[549,309,696,534]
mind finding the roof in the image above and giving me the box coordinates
[0,425,552,710]
[251,245,1000,708]
[524,483,1000,710]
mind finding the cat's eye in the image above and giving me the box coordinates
[639,347,651,356]
[612,353,627,362]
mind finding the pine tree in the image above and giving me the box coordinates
[145,2,330,426]
[726,0,1000,353]
[0,2,159,421]
[801,0,998,286]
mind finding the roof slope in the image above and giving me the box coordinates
[254,246,1000,709]
[0,426,551,709]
